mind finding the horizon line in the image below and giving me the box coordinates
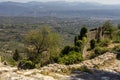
[0,1,119,5]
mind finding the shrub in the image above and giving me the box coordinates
[94,47,108,56]
[21,59,35,69]
[90,39,96,49]
[74,46,81,52]
[89,47,109,59]
[112,45,120,52]
[61,46,74,55]
[7,59,17,66]
[75,40,83,52]
[118,23,120,29]
[13,49,21,61]
[74,35,79,46]
[79,27,88,40]
[58,51,83,65]
[113,31,120,43]
[99,39,110,47]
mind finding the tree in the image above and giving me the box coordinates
[61,46,74,55]
[75,40,83,52]
[90,39,96,49]
[79,26,88,40]
[25,26,61,65]
[25,26,60,54]
[102,21,115,39]
[13,49,20,61]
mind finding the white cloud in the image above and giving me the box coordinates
[0,0,120,4]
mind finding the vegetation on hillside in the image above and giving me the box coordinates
[0,20,120,69]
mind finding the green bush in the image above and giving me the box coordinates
[112,45,120,52]
[61,46,74,55]
[76,40,83,47]
[90,39,96,49]
[113,31,120,43]
[94,47,108,56]
[89,47,109,59]
[58,51,83,65]
[74,46,81,52]
[79,27,88,40]
[75,40,83,52]
[21,59,35,69]
[99,39,110,47]
[7,59,17,66]
[13,49,21,61]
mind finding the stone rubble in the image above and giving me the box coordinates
[0,52,120,80]
[41,52,118,73]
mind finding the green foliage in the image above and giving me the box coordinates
[24,26,61,66]
[60,26,88,65]
[90,39,96,49]
[74,35,79,46]
[79,26,88,40]
[13,49,21,61]
[74,46,81,52]
[102,21,116,39]
[89,47,109,59]
[94,47,108,56]
[1,41,26,53]
[112,45,120,52]
[76,40,83,47]
[58,51,83,65]
[102,21,113,31]
[74,27,88,46]
[99,39,110,47]
[25,26,60,54]
[113,31,120,43]
[61,46,74,55]
[61,40,83,55]
[21,59,35,69]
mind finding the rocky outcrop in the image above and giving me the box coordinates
[41,52,118,73]
[0,65,58,80]
[0,52,120,80]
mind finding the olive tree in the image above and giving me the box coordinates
[25,26,60,54]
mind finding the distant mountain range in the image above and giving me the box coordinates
[0,1,120,18]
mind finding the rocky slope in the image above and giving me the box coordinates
[0,52,120,80]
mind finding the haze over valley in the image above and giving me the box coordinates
[0,1,120,19]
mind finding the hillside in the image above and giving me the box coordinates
[0,19,120,80]
[0,1,120,80]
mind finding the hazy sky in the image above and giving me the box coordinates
[0,0,120,5]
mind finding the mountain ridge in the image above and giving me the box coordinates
[0,1,120,18]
